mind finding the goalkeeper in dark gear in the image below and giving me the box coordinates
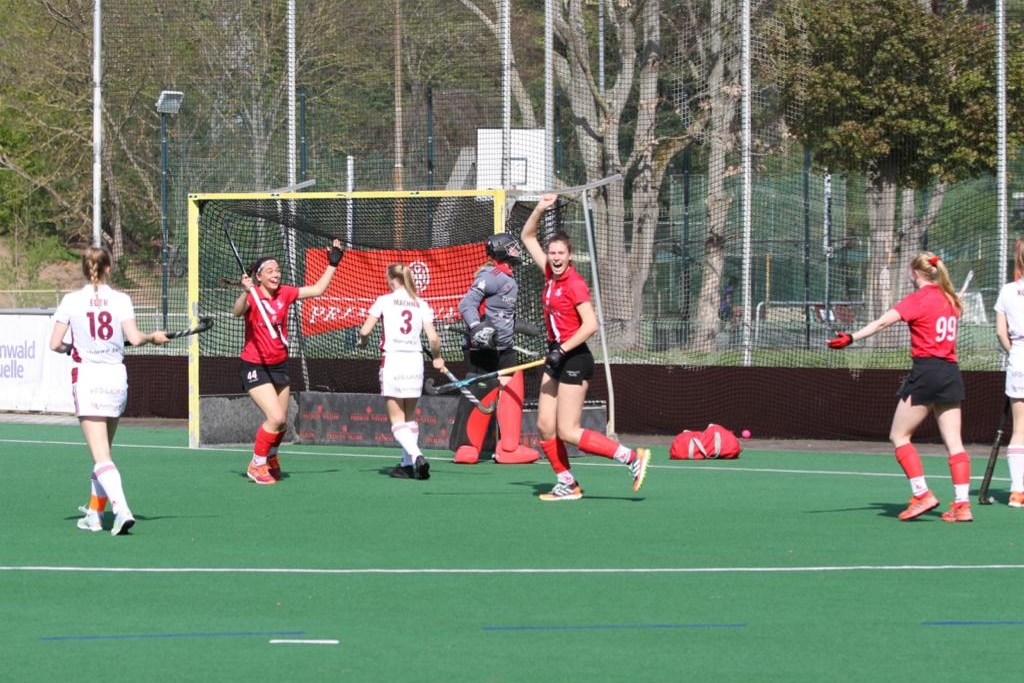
[450,233,540,465]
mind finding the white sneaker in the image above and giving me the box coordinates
[111,508,135,536]
[76,511,102,532]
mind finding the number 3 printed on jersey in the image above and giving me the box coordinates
[86,310,115,340]
[399,309,414,335]
[935,315,957,342]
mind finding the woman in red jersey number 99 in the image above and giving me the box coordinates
[828,252,972,522]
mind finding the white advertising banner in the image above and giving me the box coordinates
[0,312,74,413]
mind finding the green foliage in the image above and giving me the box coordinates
[779,0,1021,187]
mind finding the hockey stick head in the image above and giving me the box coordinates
[424,378,440,395]
[166,316,215,339]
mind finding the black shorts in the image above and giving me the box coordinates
[240,360,290,392]
[465,347,520,374]
[896,357,964,405]
[544,342,594,385]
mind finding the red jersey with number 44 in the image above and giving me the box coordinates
[893,283,959,362]
[542,264,591,344]
[241,284,299,365]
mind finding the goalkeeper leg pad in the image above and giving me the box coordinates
[451,386,500,463]
[493,371,539,464]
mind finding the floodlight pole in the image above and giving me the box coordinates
[156,90,183,329]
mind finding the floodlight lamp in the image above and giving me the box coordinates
[156,90,184,115]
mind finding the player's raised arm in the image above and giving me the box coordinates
[520,193,558,273]
[299,239,344,299]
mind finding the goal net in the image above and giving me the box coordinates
[186,189,582,447]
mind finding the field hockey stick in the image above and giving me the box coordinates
[421,344,495,414]
[166,316,214,339]
[424,358,545,395]
[979,397,1012,505]
[222,218,279,341]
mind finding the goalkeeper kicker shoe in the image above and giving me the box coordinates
[628,448,652,492]
[898,491,940,520]
[538,482,583,501]
[941,501,974,523]
[1009,491,1024,508]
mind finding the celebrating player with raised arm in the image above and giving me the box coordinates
[520,194,651,501]
[357,264,445,480]
[233,239,344,485]
[829,252,973,522]
[50,247,170,535]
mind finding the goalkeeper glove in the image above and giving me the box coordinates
[469,323,497,349]
[828,331,853,349]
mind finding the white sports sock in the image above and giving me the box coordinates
[953,484,970,503]
[1007,445,1024,491]
[94,462,129,514]
[391,422,422,459]
[613,445,632,463]
[556,469,575,486]
[90,471,107,500]
[909,476,929,497]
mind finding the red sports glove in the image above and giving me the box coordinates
[828,331,853,349]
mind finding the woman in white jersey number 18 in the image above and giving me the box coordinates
[358,264,445,480]
[49,247,170,536]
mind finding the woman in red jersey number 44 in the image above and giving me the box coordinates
[828,252,973,522]
[233,239,344,485]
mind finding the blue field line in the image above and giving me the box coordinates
[41,629,305,642]
[922,620,1024,627]
[482,623,745,632]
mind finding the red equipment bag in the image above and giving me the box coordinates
[669,424,742,460]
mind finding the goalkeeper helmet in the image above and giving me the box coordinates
[486,233,523,265]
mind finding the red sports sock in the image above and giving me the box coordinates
[272,428,286,447]
[894,443,925,480]
[254,426,276,457]
[578,429,618,459]
[948,451,971,486]
[540,437,571,474]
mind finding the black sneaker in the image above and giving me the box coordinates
[389,464,415,479]
[414,455,430,480]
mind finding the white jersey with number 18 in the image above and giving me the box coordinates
[54,284,136,365]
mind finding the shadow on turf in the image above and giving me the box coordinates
[808,502,944,520]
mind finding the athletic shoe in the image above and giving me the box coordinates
[941,501,974,523]
[267,454,282,480]
[414,455,431,480]
[247,462,276,485]
[538,482,583,501]
[76,511,102,532]
[110,508,135,536]
[1009,491,1024,508]
[389,464,415,479]
[898,491,940,520]
[628,448,652,492]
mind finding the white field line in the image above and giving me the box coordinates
[4,564,1024,576]
[0,435,1009,482]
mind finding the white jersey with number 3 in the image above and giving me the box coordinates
[54,284,136,365]
[368,287,434,354]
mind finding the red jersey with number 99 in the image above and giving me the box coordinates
[893,284,959,362]
[542,264,591,344]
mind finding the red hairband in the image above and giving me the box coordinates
[928,256,940,267]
